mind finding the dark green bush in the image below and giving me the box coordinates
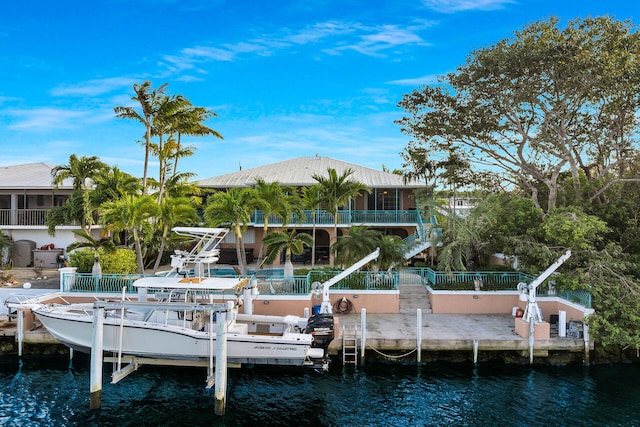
[69,248,137,274]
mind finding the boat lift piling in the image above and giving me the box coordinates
[90,307,104,410]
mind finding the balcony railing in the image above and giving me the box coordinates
[0,209,50,226]
[253,209,427,226]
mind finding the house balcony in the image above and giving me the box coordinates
[252,209,427,227]
[0,209,49,227]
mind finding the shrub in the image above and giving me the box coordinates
[69,248,137,274]
[99,249,137,274]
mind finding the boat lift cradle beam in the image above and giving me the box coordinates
[315,248,380,314]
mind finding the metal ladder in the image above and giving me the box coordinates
[342,324,358,365]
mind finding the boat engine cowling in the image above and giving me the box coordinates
[305,313,334,349]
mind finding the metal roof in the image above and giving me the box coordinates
[195,156,424,189]
[0,163,73,189]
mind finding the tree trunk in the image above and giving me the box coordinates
[152,227,169,273]
[283,251,294,280]
[133,229,145,274]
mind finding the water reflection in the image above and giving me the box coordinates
[0,356,638,426]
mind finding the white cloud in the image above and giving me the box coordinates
[387,74,440,86]
[161,19,433,74]
[422,0,515,13]
[5,108,92,130]
[50,77,137,97]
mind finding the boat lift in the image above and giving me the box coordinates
[89,300,233,415]
[312,248,380,314]
[517,249,571,363]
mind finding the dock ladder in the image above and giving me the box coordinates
[342,324,358,365]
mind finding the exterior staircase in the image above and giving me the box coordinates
[399,284,432,314]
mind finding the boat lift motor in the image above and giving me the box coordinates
[312,248,380,314]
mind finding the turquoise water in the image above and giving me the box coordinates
[1,355,639,426]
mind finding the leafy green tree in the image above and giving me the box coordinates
[99,195,161,273]
[397,16,640,213]
[203,188,258,275]
[262,229,313,279]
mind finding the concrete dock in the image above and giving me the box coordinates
[0,273,588,363]
[331,312,585,358]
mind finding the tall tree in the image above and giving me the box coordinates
[114,81,168,194]
[203,188,258,275]
[301,184,323,267]
[397,16,640,213]
[251,178,302,263]
[312,168,370,263]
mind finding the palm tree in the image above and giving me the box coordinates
[171,105,223,175]
[99,195,161,273]
[203,188,258,275]
[263,229,313,280]
[301,184,323,267]
[151,196,199,273]
[88,166,141,207]
[114,81,168,194]
[65,230,117,276]
[437,195,499,272]
[312,168,370,264]
[50,154,108,235]
[331,226,380,268]
[376,234,408,271]
[251,178,302,263]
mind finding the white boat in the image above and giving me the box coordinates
[28,227,333,369]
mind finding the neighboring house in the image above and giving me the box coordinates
[447,196,477,217]
[0,163,80,267]
[195,156,437,264]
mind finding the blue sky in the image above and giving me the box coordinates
[1,0,638,180]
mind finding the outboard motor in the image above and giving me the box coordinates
[305,313,335,369]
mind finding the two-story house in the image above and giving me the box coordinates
[0,163,79,267]
[195,156,437,265]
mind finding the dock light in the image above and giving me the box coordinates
[263,300,270,305]
[473,295,479,299]
[23,282,31,289]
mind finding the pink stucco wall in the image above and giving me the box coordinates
[429,290,588,321]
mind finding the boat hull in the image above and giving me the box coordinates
[34,309,317,367]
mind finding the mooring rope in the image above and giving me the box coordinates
[363,340,417,359]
